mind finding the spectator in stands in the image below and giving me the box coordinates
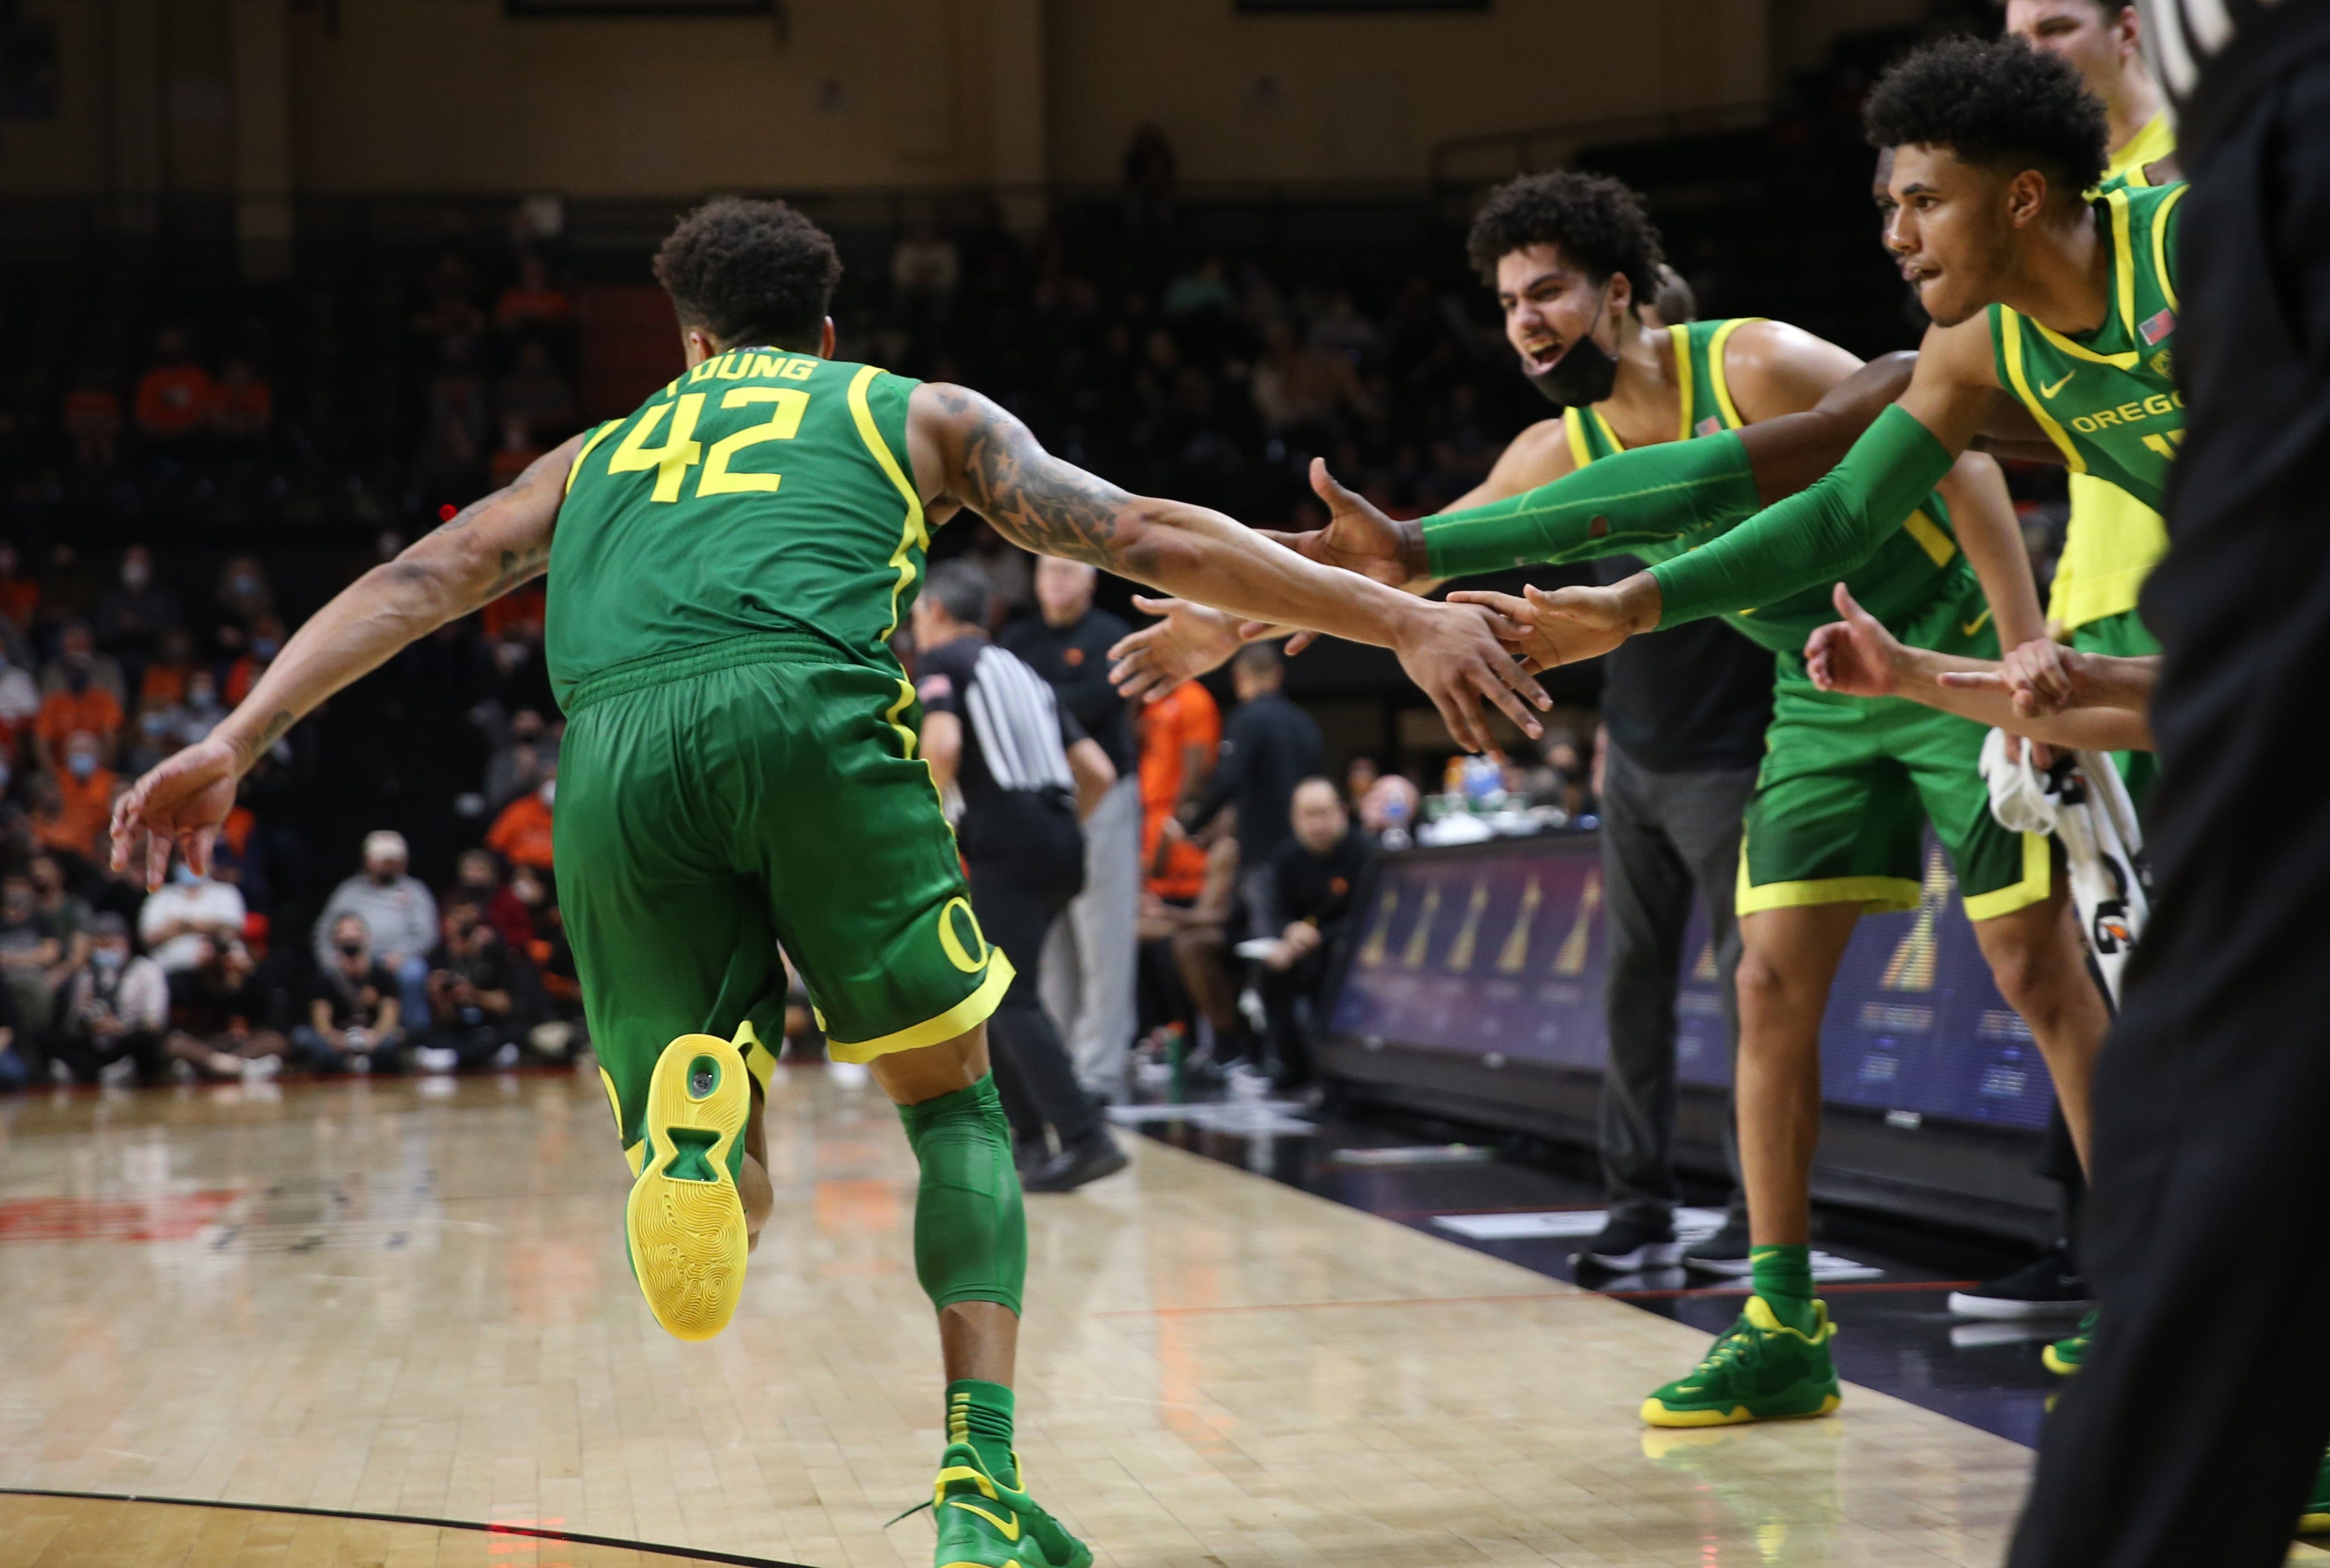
[40,617,125,706]
[164,665,224,748]
[163,937,282,1079]
[0,872,60,1064]
[1003,557,1140,1099]
[37,544,99,631]
[138,855,248,973]
[1256,777,1372,1091]
[0,979,23,1092]
[412,899,531,1073]
[223,615,283,706]
[312,830,437,1026]
[51,913,168,1085]
[416,252,486,347]
[891,220,961,319]
[94,546,181,678]
[1133,675,1220,1051]
[137,628,195,713]
[1184,641,1325,881]
[1251,318,1372,442]
[27,854,92,981]
[493,253,573,335]
[1343,754,1381,810]
[132,329,214,445]
[209,556,274,658]
[455,847,535,952]
[209,357,273,445]
[486,767,556,873]
[34,732,116,858]
[62,368,121,469]
[494,340,577,436]
[296,913,404,1074]
[0,542,37,639]
[483,707,556,809]
[0,644,39,758]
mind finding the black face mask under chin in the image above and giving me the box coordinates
[1523,299,1621,408]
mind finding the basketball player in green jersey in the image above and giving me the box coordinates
[1459,36,2180,1425]
[105,199,1548,1568]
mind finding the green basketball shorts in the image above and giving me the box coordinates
[2068,607,2160,814]
[552,632,1013,1169]
[1738,575,2051,923]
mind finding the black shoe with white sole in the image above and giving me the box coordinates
[1680,1216,1754,1276]
[1574,1213,1685,1272]
[1945,1244,2092,1320]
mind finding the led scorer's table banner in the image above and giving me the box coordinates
[1325,833,2056,1132]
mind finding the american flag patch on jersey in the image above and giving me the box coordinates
[1695,415,1723,436]
[2139,307,2176,345]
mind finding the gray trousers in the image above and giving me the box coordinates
[1040,774,1140,1099]
[1598,741,1753,1228]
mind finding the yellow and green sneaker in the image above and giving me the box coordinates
[1641,1295,1842,1428]
[2299,1450,2330,1535]
[930,1443,1092,1568]
[623,1033,752,1342]
[2042,1309,2095,1377]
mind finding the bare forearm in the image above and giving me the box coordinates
[2070,651,2159,712]
[1894,647,2154,749]
[1110,502,1433,648]
[1939,451,2046,652]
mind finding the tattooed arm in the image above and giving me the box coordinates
[905,382,1550,748]
[110,434,582,888]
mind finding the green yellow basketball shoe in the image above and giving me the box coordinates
[930,1443,1092,1568]
[623,1033,752,1342]
[2299,1450,2330,1535]
[1641,1295,1842,1427]
[2043,1309,2096,1377]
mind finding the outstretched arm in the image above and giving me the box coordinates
[111,435,584,887]
[908,383,1546,751]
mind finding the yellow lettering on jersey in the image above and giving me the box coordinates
[749,354,783,378]
[698,387,809,496]
[714,352,748,380]
[780,358,816,380]
[688,359,717,382]
[607,393,705,503]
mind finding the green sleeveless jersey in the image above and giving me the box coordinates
[1989,182,2187,514]
[1567,318,1970,657]
[547,348,927,708]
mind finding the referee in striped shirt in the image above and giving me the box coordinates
[912,562,1129,1194]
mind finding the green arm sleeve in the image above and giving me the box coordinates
[1421,430,1762,579]
[1647,403,1955,626]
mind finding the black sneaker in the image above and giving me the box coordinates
[1574,1213,1684,1272]
[1021,1133,1130,1194]
[1946,1244,2092,1320]
[1680,1216,1754,1276]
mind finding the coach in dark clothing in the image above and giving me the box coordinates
[1577,554,1769,1274]
[1256,777,1373,1090]
[1183,642,1324,877]
[912,562,1127,1195]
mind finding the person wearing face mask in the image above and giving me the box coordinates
[94,545,182,681]
[137,851,248,973]
[34,731,118,858]
[311,830,438,1030]
[33,623,123,774]
[0,873,63,1075]
[51,912,168,1085]
[296,913,405,1075]
[0,645,38,763]
[170,668,226,748]
[224,615,286,707]
[483,706,559,810]
[0,541,39,639]
[136,628,198,714]
[210,556,273,659]
[486,767,557,873]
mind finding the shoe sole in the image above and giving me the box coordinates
[1639,1390,1842,1428]
[625,1034,751,1342]
[1947,1290,2094,1321]
[1680,1254,1755,1277]
[2041,1344,2083,1377]
[1581,1240,1686,1271]
[2298,1511,2330,1536]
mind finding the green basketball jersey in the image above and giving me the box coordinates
[547,348,928,708]
[1567,318,1971,656]
[1990,183,2187,514]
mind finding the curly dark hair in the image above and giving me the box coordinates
[1464,171,1666,310]
[1864,36,2107,198]
[653,198,842,350]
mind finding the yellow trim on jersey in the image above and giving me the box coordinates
[824,953,1016,1062]
[1736,849,1922,915]
[2031,192,2143,369]
[847,364,930,643]
[1667,324,1696,444]
[2152,184,2185,312]
[1704,317,1755,430]
[2104,112,2175,185]
[1998,311,2088,474]
[1587,404,1627,456]
[1900,508,1957,569]
[1961,832,2054,922]
[565,420,621,495]
[1565,410,1596,470]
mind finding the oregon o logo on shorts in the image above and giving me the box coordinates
[937,897,992,973]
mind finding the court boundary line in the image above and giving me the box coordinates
[1091,1278,1976,1317]
[0,1487,822,1567]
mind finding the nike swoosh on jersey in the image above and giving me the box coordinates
[2038,370,2075,399]
[1962,608,1993,637]
[950,1501,1021,1541]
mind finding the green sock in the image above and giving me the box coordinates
[1750,1244,1817,1334]
[946,1378,1016,1486]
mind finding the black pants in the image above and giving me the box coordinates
[1258,948,1330,1087]
[2008,49,2330,1568]
[54,1027,166,1085]
[965,814,1102,1153]
[1597,743,1752,1227]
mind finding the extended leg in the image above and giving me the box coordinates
[1969,882,2109,1171]
[1733,905,1861,1248]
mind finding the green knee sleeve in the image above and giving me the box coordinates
[898,1074,1026,1315]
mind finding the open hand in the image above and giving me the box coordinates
[1392,600,1550,753]
[110,736,240,892]
[1254,458,1425,588]
[1804,582,1909,696]
[1446,583,1639,674]
[1108,597,1251,702]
